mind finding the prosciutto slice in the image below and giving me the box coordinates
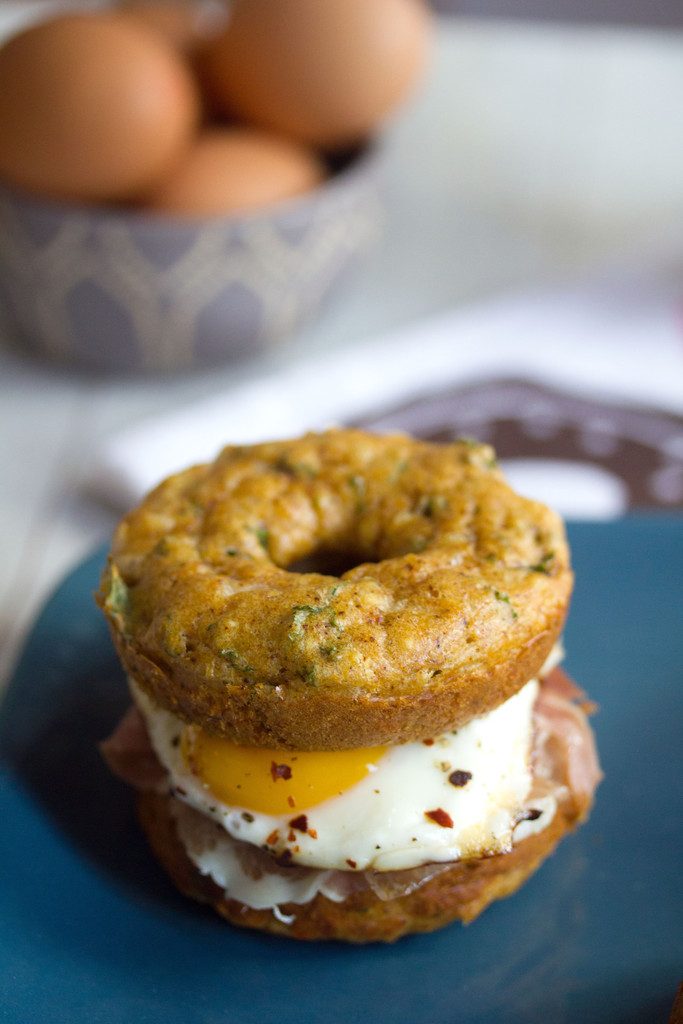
[100,704,166,790]
[533,667,602,817]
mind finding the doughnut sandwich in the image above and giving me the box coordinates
[99,430,601,942]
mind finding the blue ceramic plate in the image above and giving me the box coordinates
[1,517,681,1024]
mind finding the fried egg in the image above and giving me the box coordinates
[132,676,553,874]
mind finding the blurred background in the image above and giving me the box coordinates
[433,0,683,27]
[0,0,682,685]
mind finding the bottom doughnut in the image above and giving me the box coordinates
[137,789,587,944]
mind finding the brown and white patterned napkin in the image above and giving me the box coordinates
[357,377,683,516]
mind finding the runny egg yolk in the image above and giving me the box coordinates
[182,727,388,815]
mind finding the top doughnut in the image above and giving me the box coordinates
[99,430,572,749]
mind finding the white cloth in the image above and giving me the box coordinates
[90,264,683,511]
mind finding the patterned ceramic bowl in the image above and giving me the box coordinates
[0,147,382,374]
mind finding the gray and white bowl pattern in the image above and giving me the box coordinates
[0,150,382,373]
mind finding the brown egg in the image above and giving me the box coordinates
[144,128,325,215]
[0,13,201,203]
[196,0,432,150]
[120,1,229,50]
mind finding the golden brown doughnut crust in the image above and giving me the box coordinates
[99,430,572,749]
[137,790,585,943]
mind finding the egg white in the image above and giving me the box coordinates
[132,675,554,875]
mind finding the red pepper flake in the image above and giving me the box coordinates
[287,795,296,808]
[289,814,308,833]
[425,807,454,828]
[308,828,318,839]
[448,769,472,788]
[270,761,292,782]
[422,738,435,747]
[266,829,279,846]
[346,859,357,869]
[287,830,296,842]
